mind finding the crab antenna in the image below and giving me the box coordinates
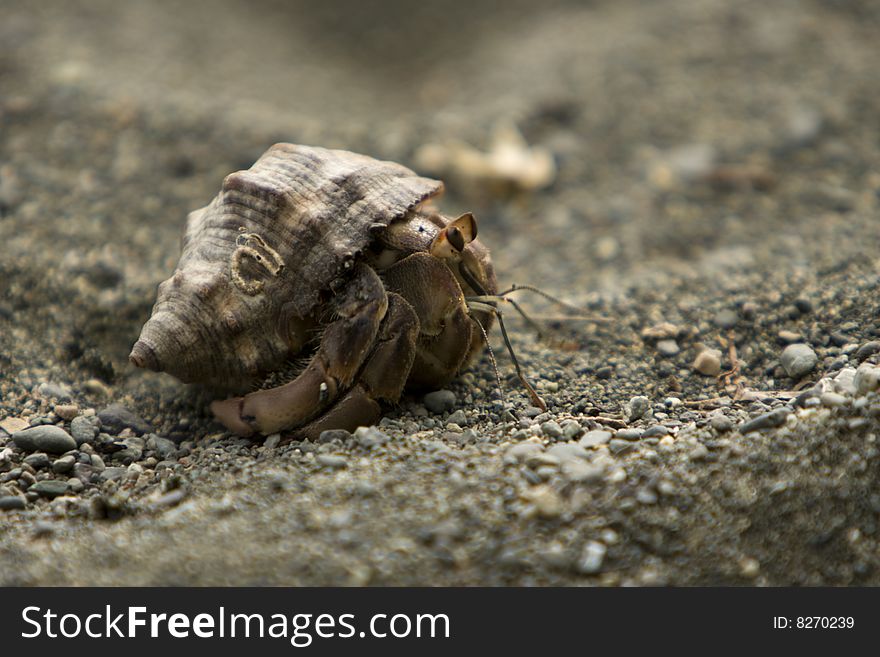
[467,300,547,412]
[498,283,611,323]
[469,312,508,413]
[459,262,547,411]
[467,294,546,339]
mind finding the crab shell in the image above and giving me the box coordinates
[130,143,497,436]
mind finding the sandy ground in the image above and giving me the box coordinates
[1,0,880,585]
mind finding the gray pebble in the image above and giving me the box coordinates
[854,365,880,396]
[317,454,348,469]
[423,390,456,414]
[70,415,101,445]
[615,428,643,441]
[67,478,84,493]
[99,467,127,482]
[353,426,389,448]
[739,408,790,433]
[575,541,606,574]
[780,343,818,379]
[23,452,51,469]
[710,414,733,432]
[547,443,589,462]
[446,409,468,426]
[540,420,563,439]
[504,442,544,463]
[29,479,69,498]
[52,455,76,474]
[628,396,651,421]
[97,404,151,435]
[609,439,635,454]
[641,425,670,438]
[578,430,612,448]
[562,421,584,440]
[145,434,178,459]
[90,454,106,471]
[315,429,350,445]
[0,496,27,510]
[12,426,77,454]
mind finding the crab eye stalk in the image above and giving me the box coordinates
[429,212,479,260]
[447,226,465,252]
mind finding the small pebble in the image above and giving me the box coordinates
[628,396,651,421]
[820,392,847,408]
[70,415,101,445]
[99,467,127,482]
[547,443,589,461]
[23,453,51,469]
[446,409,467,426]
[739,408,790,433]
[575,541,606,574]
[693,349,722,376]
[615,428,642,441]
[710,414,733,432]
[53,404,79,421]
[854,364,880,396]
[780,343,818,379]
[317,454,348,469]
[579,430,612,448]
[0,496,27,510]
[656,339,680,356]
[52,455,76,474]
[97,404,151,435]
[855,341,880,362]
[29,479,70,498]
[423,390,457,414]
[540,420,563,439]
[353,426,389,448]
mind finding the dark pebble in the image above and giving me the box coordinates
[855,341,880,362]
[29,479,70,498]
[794,298,813,314]
[0,496,27,510]
[739,408,790,433]
[23,452,51,469]
[97,404,151,435]
[423,390,456,414]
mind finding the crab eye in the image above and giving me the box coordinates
[447,226,465,252]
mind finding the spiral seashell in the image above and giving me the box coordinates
[130,143,443,390]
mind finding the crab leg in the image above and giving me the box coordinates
[296,292,419,440]
[212,263,388,436]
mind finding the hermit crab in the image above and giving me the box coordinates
[130,143,545,439]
